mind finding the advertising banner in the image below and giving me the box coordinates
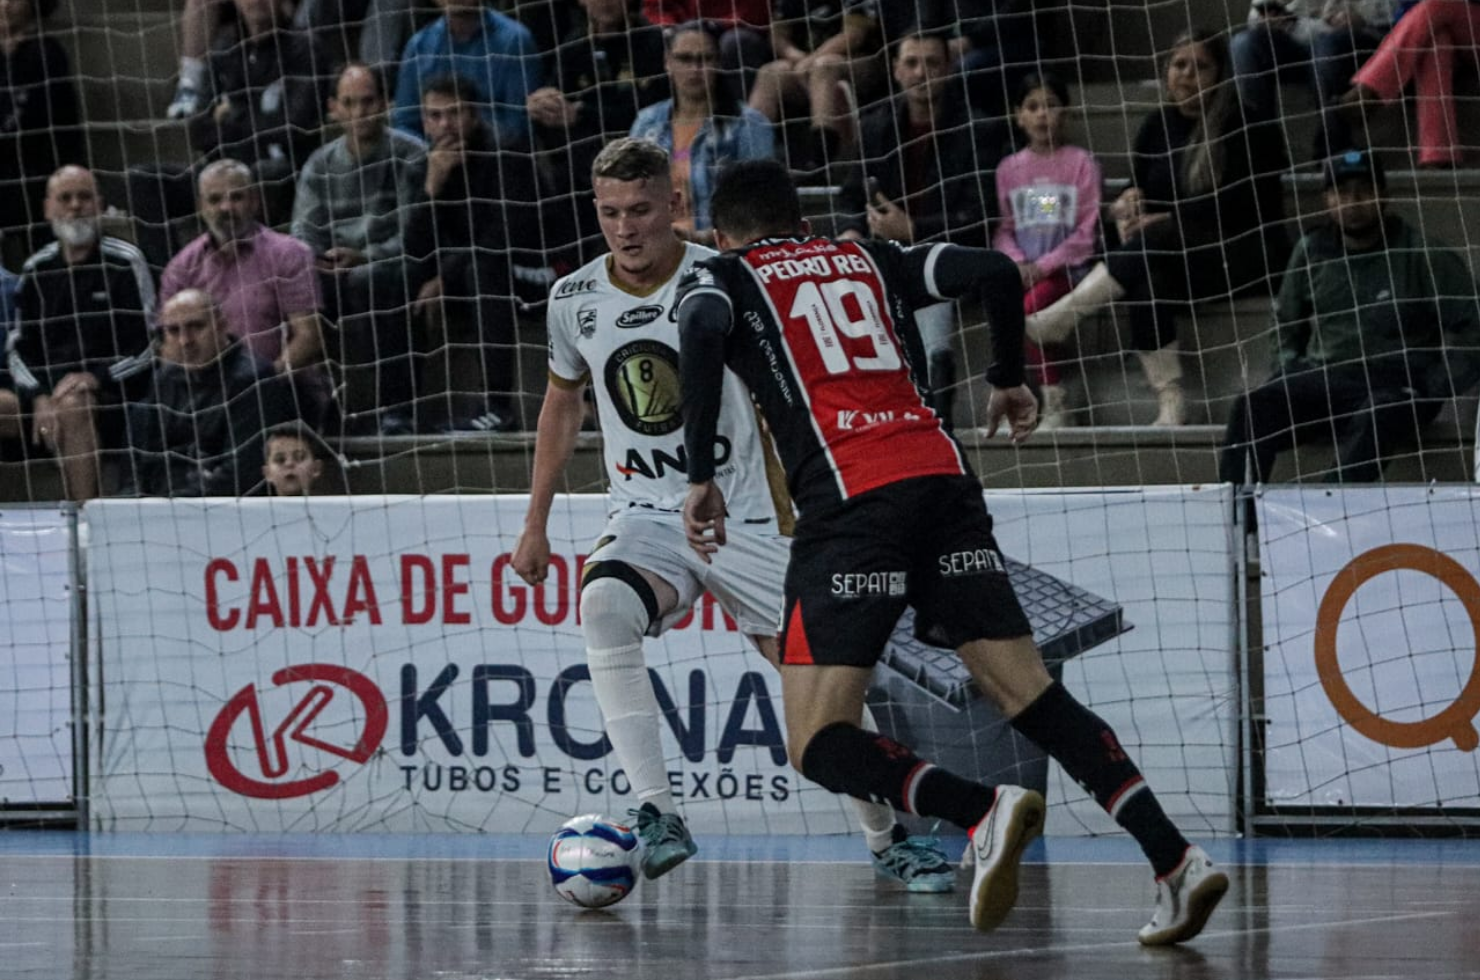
[87,489,1237,835]
[0,507,74,807]
[88,496,850,834]
[1260,487,1480,811]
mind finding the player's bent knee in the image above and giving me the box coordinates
[579,564,658,655]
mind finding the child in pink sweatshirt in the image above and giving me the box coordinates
[993,72,1102,428]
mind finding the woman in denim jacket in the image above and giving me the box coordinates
[630,20,775,244]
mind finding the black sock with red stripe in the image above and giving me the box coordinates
[1010,681,1188,876]
[799,721,996,831]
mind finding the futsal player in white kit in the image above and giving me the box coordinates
[512,137,952,889]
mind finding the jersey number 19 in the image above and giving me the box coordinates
[788,278,901,375]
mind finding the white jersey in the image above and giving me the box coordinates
[547,243,784,523]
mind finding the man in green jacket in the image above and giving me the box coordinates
[1220,150,1480,485]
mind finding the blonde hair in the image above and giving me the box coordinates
[591,137,671,185]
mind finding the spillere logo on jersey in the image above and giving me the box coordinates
[615,305,664,328]
[738,239,965,502]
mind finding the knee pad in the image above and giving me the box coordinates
[579,564,658,659]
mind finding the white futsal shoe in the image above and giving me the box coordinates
[1138,845,1229,946]
[967,785,1045,931]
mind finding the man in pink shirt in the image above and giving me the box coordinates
[162,160,325,403]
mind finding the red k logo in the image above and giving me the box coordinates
[205,664,388,799]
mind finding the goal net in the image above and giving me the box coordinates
[2,0,1479,835]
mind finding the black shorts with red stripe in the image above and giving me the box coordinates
[779,474,1032,667]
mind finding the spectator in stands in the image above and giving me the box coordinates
[1025,27,1291,427]
[165,0,358,118]
[163,160,326,421]
[403,73,528,432]
[0,0,82,259]
[642,0,771,93]
[1340,0,1480,168]
[258,420,326,495]
[1220,150,1480,485]
[0,247,17,331]
[835,26,1012,429]
[123,288,294,497]
[1232,1,1394,157]
[134,0,333,270]
[390,0,542,146]
[0,248,15,433]
[527,0,668,264]
[630,21,775,243]
[292,63,424,437]
[993,73,1102,430]
[165,0,222,120]
[948,0,1043,120]
[746,0,886,175]
[189,0,333,219]
[0,166,155,502]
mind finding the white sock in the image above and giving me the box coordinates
[855,703,899,853]
[581,576,676,814]
[179,56,206,89]
[588,640,677,813]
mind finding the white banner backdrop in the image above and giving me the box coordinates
[86,490,1237,835]
[0,507,74,806]
[87,496,837,835]
[1261,487,1480,810]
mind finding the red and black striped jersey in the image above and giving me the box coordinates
[676,236,971,515]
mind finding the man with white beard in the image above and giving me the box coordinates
[0,165,156,500]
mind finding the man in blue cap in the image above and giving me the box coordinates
[1220,150,1480,485]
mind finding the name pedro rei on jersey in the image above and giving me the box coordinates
[751,248,875,282]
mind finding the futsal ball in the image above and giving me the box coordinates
[548,813,641,909]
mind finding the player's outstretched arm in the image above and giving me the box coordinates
[915,245,1028,394]
[513,379,587,585]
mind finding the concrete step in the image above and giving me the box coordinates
[60,0,180,20]
[60,14,180,93]
[83,121,193,177]
[5,414,1469,504]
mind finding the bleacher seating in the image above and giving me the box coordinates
[1,0,1474,502]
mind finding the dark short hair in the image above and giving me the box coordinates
[891,24,952,60]
[262,420,326,459]
[1014,71,1071,109]
[421,72,485,107]
[709,159,803,242]
[665,19,719,51]
[337,61,388,102]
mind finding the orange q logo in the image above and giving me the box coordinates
[1314,544,1480,752]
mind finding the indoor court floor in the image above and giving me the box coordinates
[1,832,1477,980]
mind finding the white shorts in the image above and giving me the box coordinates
[588,509,789,638]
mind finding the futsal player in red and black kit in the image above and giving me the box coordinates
[676,159,1228,944]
